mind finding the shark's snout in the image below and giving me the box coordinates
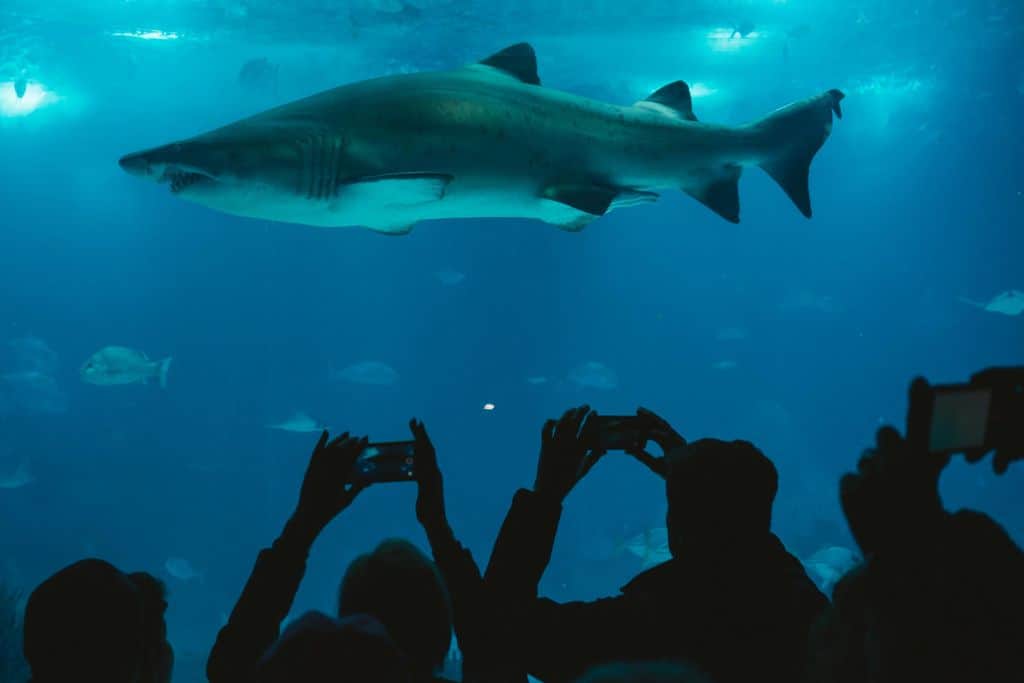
[118,152,152,177]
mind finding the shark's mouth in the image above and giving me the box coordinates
[161,168,215,194]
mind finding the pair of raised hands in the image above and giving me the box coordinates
[291,419,447,541]
[533,406,686,504]
[842,372,1022,558]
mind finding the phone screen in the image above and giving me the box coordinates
[928,386,992,453]
[352,441,416,483]
[589,416,646,451]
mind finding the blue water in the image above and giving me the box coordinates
[1,1,1022,678]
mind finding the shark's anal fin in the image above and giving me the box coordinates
[684,165,742,223]
[634,81,697,121]
[542,183,659,231]
[369,223,417,236]
[479,43,541,85]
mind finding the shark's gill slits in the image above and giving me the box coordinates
[300,135,345,200]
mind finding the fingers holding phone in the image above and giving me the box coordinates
[295,431,370,534]
[410,419,447,527]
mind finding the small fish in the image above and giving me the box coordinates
[435,269,466,286]
[731,20,756,38]
[334,361,399,386]
[0,462,33,489]
[81,347,172,388]
[568,361,618,390]
[165,557,203,582]
[525,376,549,385]
[712,360,738,371]
[801,545,861,595]
[959,290,1024,316]
[14,78,27,99]
[620,527,671,569]
[267,411,325,433]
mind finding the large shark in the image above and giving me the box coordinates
[119,43,844,234]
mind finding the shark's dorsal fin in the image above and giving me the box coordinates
[478,43,541,85]
[635,81,697,121]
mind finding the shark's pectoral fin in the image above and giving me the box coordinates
[684,165,742,223]
[333,173,453,209]
[634,81,697,121]
[369,223,417,236]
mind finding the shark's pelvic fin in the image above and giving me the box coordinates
[542,183,658,231]
[634,81,697,121]
[334,173,453,208]
[685,165,742,223]
[754,89,845,218]
[478,43,541,85]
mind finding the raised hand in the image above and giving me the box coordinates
[840,380,949,557]
[533,405,602,503]
[964,367,1024,475]
[624,407,688,479]
[293,431,368,538]
[410,418,447,529]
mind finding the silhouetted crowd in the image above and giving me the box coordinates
[13,370,1024,683]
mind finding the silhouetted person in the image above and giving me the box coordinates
[485,406,828,683]
[574,660,711,683]
[208,424,465,683]
[23,559,172,683]
[809,376,1024,683]
[254,611,409,683]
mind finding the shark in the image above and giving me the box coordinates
[119,43,844,234]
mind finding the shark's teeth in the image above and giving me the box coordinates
[168,171,206,193]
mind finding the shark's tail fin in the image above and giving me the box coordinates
[753,89,844,218]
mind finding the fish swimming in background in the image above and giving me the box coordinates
[801,545,861,595]
[959,290,1024,316]
[165,557,203,582]
[267,411,325,433]
[620,527,671,569]
[333,360,399,386]
[568,361,619,390]
[119,42,843,233]
[80,346,173,388]
[435,269,466,286]
[0,462,34,490]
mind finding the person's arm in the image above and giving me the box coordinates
[206,515,317,683]
[206,431,368,683]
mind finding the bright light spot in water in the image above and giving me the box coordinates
[689,82,717,98]
[483,403,495,411]
[111,29,180,40]
[707,28,761,53]
[0,81,59,117]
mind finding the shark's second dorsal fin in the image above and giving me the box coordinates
[479,43,541,85]
[635,81,697,121]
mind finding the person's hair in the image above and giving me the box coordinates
[337,539,452,675]
[128,572,173,683]
[255,611,408,683]
[23,559,144,683]
[665,439,778,549]
[575,660,712,683]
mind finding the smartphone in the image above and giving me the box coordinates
[351,441,416,483]
[587,415,648,451]
[921,384,994,454]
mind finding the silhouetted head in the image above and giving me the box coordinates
[255,611,409,683]
[665,439,778,556]
[337,539,452,677]
[23,559,145,683]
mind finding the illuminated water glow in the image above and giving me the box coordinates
[111,29,180,40]
[707,27,762,53]
[0,81,59,117]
